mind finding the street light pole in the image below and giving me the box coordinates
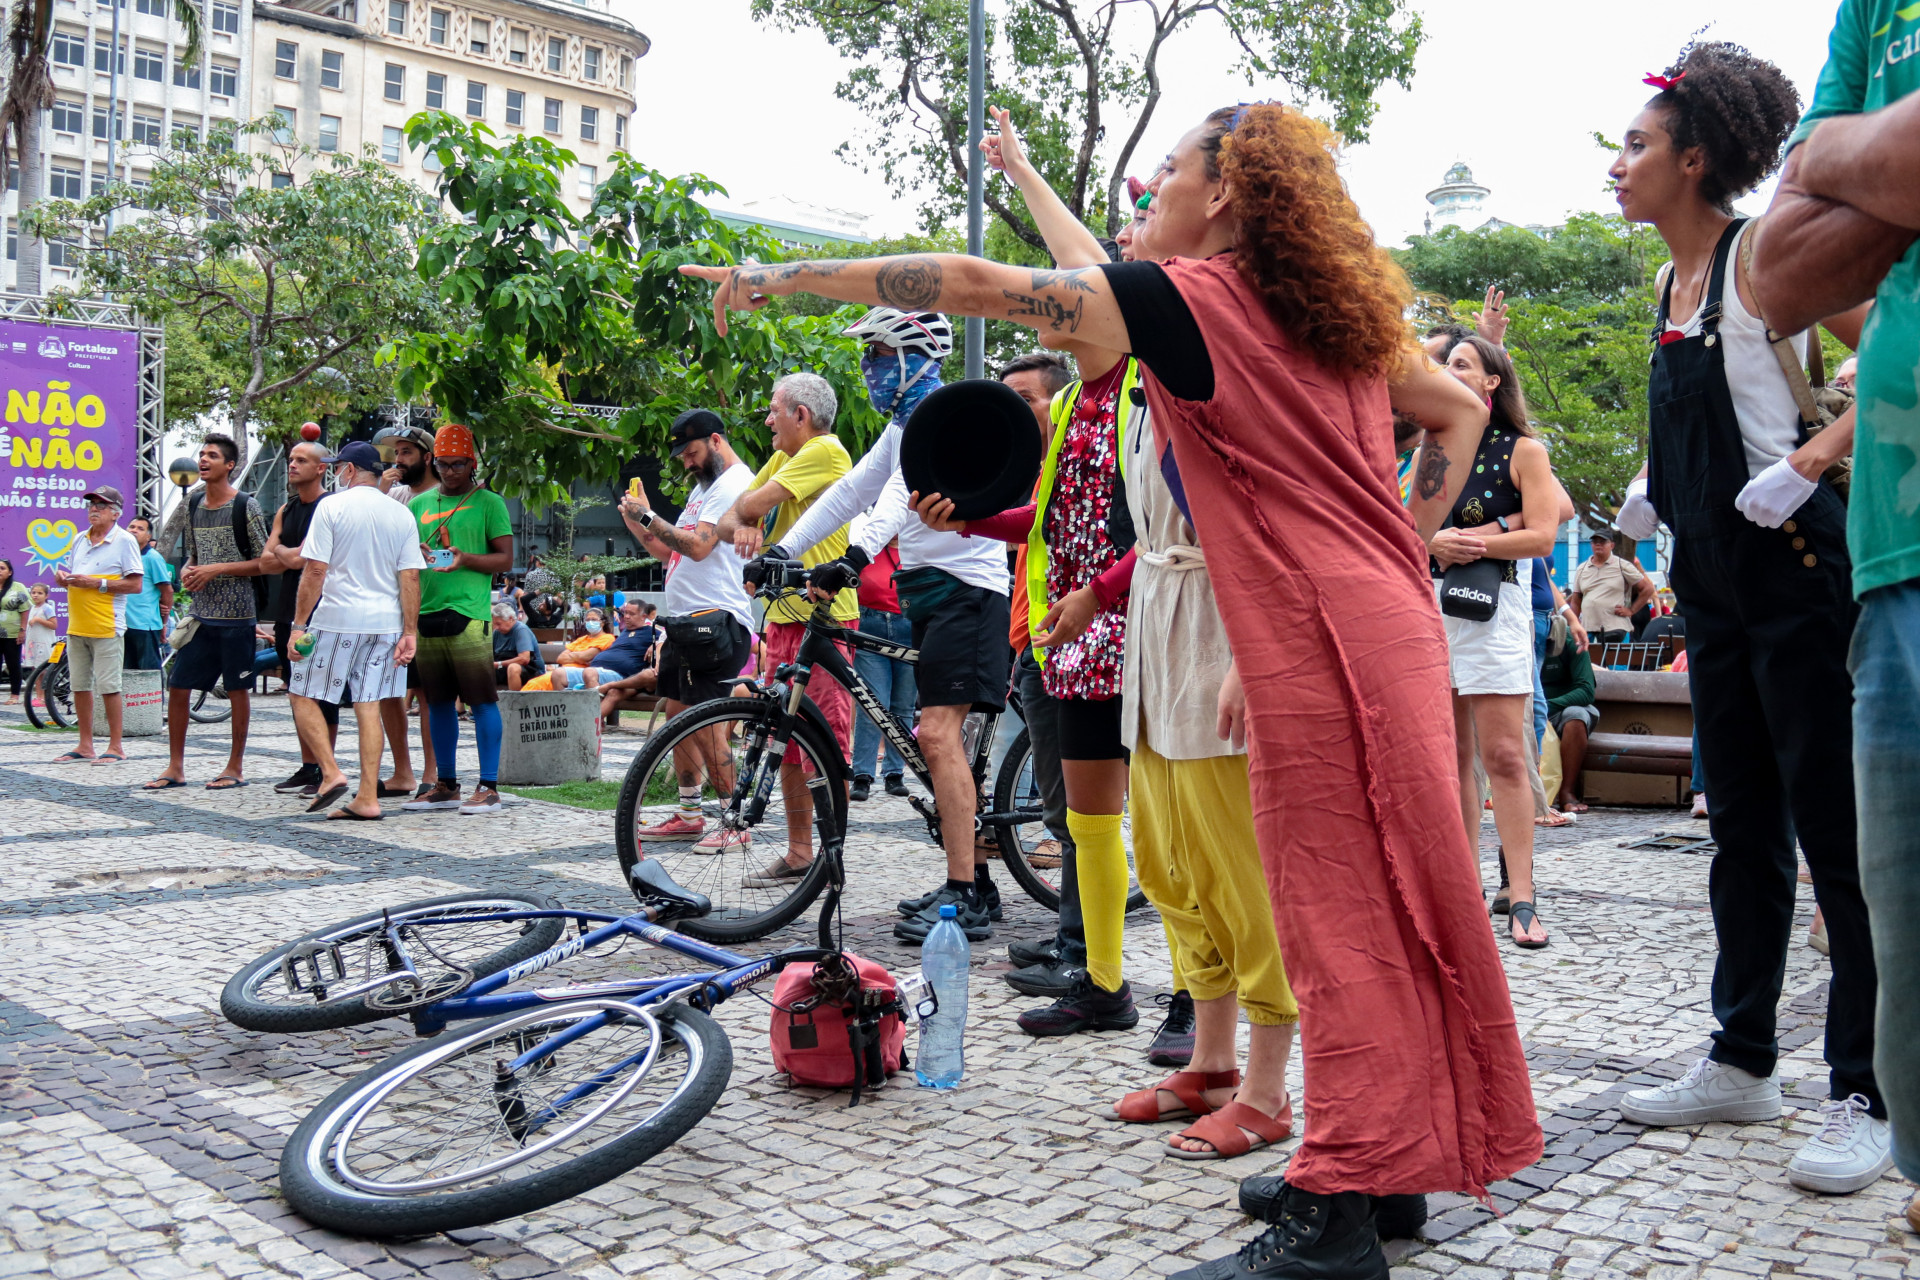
[964,0,985,379]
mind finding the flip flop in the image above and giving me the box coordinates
[142,777,187,790]
[376,785,414,798]
[205,776,249,791]
[1510,901,1550,950]
[1106,1069,1241,1123]
[91,752,126,764]
[306,783,349,813]
[1534,809,1574,827]
[1166,1097,1294,1161]
[327,807,384,821]
[51,751,96,763]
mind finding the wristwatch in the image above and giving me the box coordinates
[638,509,658,529]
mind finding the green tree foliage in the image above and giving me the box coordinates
[751,0,1421,246]
[390,114,888,506]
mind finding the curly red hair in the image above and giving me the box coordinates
[1205,104,1411,382]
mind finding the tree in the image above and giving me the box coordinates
[28,120,446,450]
[751,0,1421,249]
[389,114,889,506]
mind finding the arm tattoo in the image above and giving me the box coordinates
[874,257,944,310]
[1002,290,1084,332]
[1415,443,1450,501]
[1031,268,1096,294]
[740,260,850,287]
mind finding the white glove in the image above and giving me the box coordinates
[1735,458,1817,529]
[1615,477,1661,543]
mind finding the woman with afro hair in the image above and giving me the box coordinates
[683,100,1540,1280]
[1608,41,1891,1197]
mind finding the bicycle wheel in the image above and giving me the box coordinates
[614,696,842,944]
[221,891,569,1034]
[23,661,53,729]
[279,1000,731,1238]
[991,727,1146,914]
[189,677,232,723]
[43,660,72,728]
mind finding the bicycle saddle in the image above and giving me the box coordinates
[628,859,712,920]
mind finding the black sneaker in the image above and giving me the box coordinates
[1007,936,1061,968]
[1239,1177,1427,1242]
[1004,959,1077,997]
[894,887,995,944]
[1147,989,1197,1067]
[1176,1183,1387,1280]
[274,763,321,794]
[851,775,872,803]
[884,773,910,797]
[1016,972,1139,1037]
[898,879,1002,922]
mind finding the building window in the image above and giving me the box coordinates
[504,88,523,126]
[428,7,447,44]
[469,17,488,55]
[5,163,15,192]
[89,172,106,197]
[50,100,84,134]
[51,31,85,66]
[542,96,560,133]
[47,238,79,269]
[577,164,595,199]
[274,39,296,79]
[321,49,343,89]
[465,80,484,118]
[132,44,163,81]
[90,106,123,139]
[132,112,162,145]
[49,165,82,200]
[425,72,444,110]
[272,106,295,143]
[381,125,402,164]
[386,0,406,34]
[209,59,236,96]
[582,45,599,81]
[212,1,239,34]
[613,112,624,149]
[619,54,631,88]
[93,39,125,75]
[171,118,200,147]
[6,221,14,262]
[318,114,340,152]
[422,150,442,173]
[546,35,563,72]
[136,0,166,15]
[383,63,404,101]
[173,60,201,88]
[271,172,293,189]
[578,104,596,142]
[508,27,526,64]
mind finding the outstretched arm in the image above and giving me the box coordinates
[984,107,1109,269]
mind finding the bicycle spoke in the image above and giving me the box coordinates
[246,904,546,1011]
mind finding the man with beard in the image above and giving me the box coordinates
[375,422,439,798]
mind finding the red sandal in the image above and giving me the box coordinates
[1165,1096,1293,1160]
[1105,1069,1241,1123]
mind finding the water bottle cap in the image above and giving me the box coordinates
[938,904,957,919]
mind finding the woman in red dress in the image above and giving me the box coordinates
[683,102,1540,1280]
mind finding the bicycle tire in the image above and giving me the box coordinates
[614,696,843,944]
[221,891,568,1034]
[991,728,1147,915]
[279,1002,731,1238]
[189,679,232,724]
[43,660,72,728]
[23,661,53,729]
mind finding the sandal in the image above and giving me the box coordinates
[1509,901,1550,949]
[1166,1097,1293,1160]
[1106,1069,1240,1123]
[1534,808,1574,827]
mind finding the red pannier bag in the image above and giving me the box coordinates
[768,951,909,1104]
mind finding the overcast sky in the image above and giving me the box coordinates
[624,0,1840,246]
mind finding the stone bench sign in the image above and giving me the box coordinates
[497,688,602,785]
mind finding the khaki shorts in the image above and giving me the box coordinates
[67,633,125,695]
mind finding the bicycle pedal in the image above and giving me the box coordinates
[280,940,347,996]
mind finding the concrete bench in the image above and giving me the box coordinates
[1578,668,1694,806]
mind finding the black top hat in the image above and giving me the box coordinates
[897,379,1044,522]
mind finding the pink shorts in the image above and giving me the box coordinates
[763,619,853,763]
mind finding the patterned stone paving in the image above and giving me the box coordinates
[0,694,1913,1280]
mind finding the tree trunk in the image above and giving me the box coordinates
[16,109,45,295]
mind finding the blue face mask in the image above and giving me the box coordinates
[861,351,941,423]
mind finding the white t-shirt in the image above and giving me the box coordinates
[663,462,755,631]
[302,484,429,634]
[61,524,144,636]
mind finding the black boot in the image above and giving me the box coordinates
[1177,1182,1387,1280]
[850,775,872,803]
[1239,1177,1425,1241]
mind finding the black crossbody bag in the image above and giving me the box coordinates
[1436,504,1506,624]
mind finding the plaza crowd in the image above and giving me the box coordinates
[17,9,1918,1276]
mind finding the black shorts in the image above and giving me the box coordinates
[910,583,1011,712]
[658,613,750,706]
[1055,695,1127,761]
[169,621,257,693]
[122,628,164,671]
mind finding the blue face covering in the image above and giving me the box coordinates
[862,351,942,423]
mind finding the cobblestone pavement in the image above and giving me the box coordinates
[0,695,1913,1280]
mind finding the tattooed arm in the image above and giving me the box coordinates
[678,254,1134,352]
[1391,350,1491,542]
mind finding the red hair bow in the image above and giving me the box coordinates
[1643,72,1687,91]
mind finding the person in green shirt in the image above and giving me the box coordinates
[1767,0,1920,1196]
[1537,621,1596,815]
[404,423,513,816]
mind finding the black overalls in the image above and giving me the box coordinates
[1648,219,1879,1110]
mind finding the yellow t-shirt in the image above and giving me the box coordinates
[66,576,120,639]
[756,434,859,626]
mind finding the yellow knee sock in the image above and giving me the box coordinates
[1069,809,1128,992]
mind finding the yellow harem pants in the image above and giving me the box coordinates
[1132,743,1298,1024]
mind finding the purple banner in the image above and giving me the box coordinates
[0,319,142,608]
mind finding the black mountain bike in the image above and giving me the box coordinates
[23,641,71,728]
[613,563,1143,943]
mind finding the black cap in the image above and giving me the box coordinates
[897,379,1045,522]
[324,441,385,471]
[667,409,725,457]
[1590,528,1617,543]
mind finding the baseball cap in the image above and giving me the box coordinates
[667,409,725,458]
[82,485,124,509]
[323,441,384,471]
[375,422,436,453]
[433,422,478,460]
[1590,528,1617,543]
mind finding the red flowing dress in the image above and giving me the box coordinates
[1139,254,1540,1198]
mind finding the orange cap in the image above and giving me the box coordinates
[433,422,477,460]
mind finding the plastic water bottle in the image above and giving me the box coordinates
[916,904,969,1089]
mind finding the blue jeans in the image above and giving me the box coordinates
[850,608,915,780]
[1851,581,1920,1178]
[1532,609,1551,751]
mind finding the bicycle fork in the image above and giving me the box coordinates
[736,680,810,827]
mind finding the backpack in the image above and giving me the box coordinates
[768,951,909,1105]
[188,488,270,615]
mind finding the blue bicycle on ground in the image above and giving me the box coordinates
[220,859,878,1238]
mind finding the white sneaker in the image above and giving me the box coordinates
[1786,1095,1893,1194]
[1619,1057,1782,1125]
[1692,793,1709,819]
